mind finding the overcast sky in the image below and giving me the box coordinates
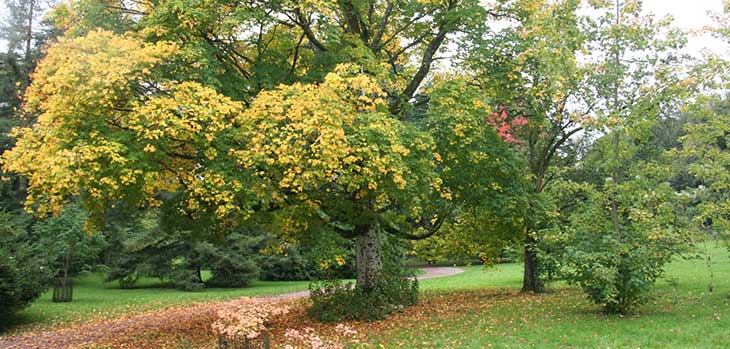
[642,0,729,55]
[0,0,728,56]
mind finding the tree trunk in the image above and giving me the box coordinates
[610,0,622,242]
[522,174,544,293]
[26,0,34,64]
[355,220,383,291]
[610,131,621,241]
[522,231,543,293]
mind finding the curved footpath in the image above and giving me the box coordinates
[0,267,463,349]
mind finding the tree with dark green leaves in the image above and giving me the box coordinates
[0,0,59,317]
[104,203,262,291]
[0,210,51,320]
[32,204,106,301]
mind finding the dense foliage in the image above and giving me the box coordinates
[103,209,262,291]
[564,170,694,312]
[34,205,106,282]
[1,0,729,322]
[681,95,730,248]
[0,211,51,321]
[308,273,419,322]
[0,0,58,317]
[0,0,527,313]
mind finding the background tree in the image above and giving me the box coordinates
[416,76,529,267]
[33,204,105,300]
[0,0,58,209]
[462,0,590,292]
[677,5,730,249]
[1,0,46,78]
[258,233,357,282]
[103,203,262,291]
[0,0,60,318]
[680,95,730,248]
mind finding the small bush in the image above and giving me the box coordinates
[566,236,677,314]
[308,273,418,322]
[212,297,290,339]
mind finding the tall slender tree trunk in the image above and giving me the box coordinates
[522,225,543,293]
[522,174,545,293]
[63,249,71,284]
[26,0,34,60]
[355,220,383,291]
[24,0,35,82]
[610,0,622,241]
[610,131,621,240]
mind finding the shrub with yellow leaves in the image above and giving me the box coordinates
[211,298,291,339]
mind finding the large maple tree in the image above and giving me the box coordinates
[2,0,521,291]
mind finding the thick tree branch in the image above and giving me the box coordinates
[288,32,306,78]
[378,10,433,51]
[380,205,453,240]
[372,0,394,49]
[400,27,448,100]
[338,0,364,36]
[292,9,328,52]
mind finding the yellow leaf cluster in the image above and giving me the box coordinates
[228,64,440,220]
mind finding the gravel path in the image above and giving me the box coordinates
[0,267,463,349]
[417,266,464,280]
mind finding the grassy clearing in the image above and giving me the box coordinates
[5,275,310,332]
[368,242,730,348]
[6,266,439,333]
[419,263,523,292]
[4,242,729,349]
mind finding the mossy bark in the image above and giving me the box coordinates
[355,221,383,290]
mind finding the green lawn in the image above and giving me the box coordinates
[6,275,310,332]
[420,263,524,292]
[372,241,730,348]
[5,242,730,349]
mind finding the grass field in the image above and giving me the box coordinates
[4,241,729,349]
[6,268,437,332]
[369,241,730,348]
[5,275,310,331]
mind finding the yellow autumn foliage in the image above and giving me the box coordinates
[2,29,446,233]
